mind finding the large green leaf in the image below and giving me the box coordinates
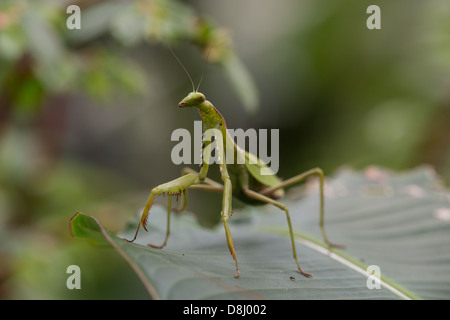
[71,166,450,299]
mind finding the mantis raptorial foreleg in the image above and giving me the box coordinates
[126,129,241,277]
[180,167,223,192]
[174,168,223,213]
[127,170,224,247]
[126,173,200,244]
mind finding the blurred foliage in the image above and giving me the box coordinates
[0,0,257,299]
[0,0,257,115]
[0,0,450,299]
[254,0,450,181]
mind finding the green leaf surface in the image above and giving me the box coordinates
[71,166,450,299]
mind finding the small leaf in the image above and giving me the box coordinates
[70,212,111,247]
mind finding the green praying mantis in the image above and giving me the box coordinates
[126,48,343,278]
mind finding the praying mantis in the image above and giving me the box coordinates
[126,48,343,278]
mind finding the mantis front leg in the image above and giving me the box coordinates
[175,167,224,213]
[126,129,215,245]
[126,173,201,245]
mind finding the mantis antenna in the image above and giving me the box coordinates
[196,46,212,92]
[168,45,196,93]
[168,45,212,93]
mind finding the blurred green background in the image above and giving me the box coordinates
[1,0,449,299]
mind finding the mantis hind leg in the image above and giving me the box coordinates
[260,167,344,249]
[242,188,312,278]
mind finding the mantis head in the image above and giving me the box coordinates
[178,92,206,108]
